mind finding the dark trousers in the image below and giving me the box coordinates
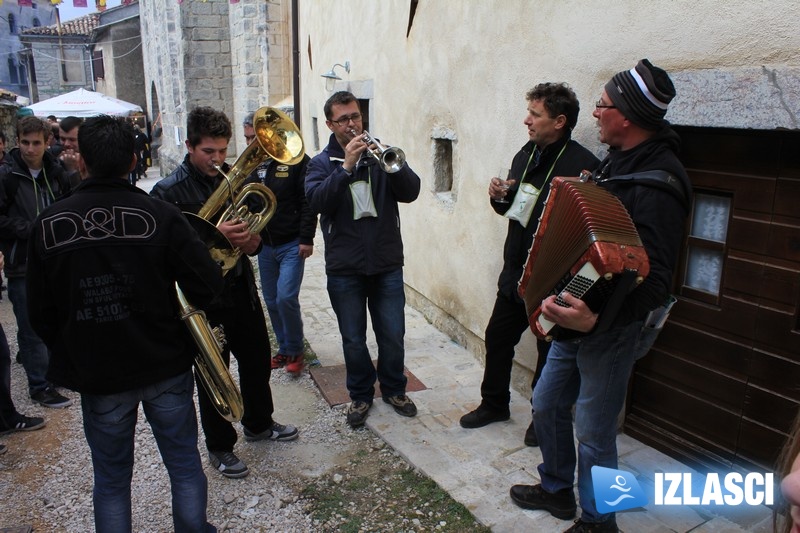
[480,292,551,413]
[0,324,19,429]
[196,281,274,452]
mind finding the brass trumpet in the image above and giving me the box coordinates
[349,128,406,173]
[179,106,305,422]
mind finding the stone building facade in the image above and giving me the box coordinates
[0,1,57,100]
[139,0,293,172]
[19,14,97,102]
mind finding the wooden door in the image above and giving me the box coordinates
[625,127,800,473]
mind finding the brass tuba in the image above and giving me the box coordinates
[179,106,305,422]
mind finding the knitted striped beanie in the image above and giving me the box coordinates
[605,59,676,130]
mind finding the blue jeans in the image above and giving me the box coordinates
[257,239,306,356]
[81,371,215,533]
[533,320,645,523]
[7,277,49,395]
[327,269,407,402]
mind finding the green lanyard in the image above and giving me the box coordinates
[520,142,568,186]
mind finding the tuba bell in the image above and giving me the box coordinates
[178,106,305,422]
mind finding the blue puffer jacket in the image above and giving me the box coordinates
[305,133,421,276]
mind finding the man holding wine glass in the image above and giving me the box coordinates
[460,83,599,446]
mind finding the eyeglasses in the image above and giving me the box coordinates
[330,113,363,126]
[595,99,616,110]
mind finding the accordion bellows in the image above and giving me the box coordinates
[518,177,650,340]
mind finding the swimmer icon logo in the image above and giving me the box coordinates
[592,466,649,514]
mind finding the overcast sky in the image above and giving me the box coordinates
[56,1,123,22]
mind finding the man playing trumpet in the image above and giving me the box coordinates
[305,91,421,428]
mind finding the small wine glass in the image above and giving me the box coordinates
[494,168,511,203]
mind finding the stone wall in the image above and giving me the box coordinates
[28,40,93,101]
[97,19,146,113]
[140,0,290,174]
[0,103,19,148]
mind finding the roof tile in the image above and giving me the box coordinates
[22,13,100,37]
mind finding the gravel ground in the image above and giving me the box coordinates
[0,297,420,533]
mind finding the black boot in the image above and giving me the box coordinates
[564,517,618,532]
[509,483,576,520]
[524,419,538,446]
[459,405,510,428]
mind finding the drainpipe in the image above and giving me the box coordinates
[291,0,301,129]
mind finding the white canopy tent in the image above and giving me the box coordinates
[25,88,142,119]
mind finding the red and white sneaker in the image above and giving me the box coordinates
[285,355,305,376]
[271,354,288,370]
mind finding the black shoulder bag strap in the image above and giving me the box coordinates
[600,170,689,209]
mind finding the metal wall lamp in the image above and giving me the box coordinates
[321,61,350,81]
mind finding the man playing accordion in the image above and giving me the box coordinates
[510,60,692,533]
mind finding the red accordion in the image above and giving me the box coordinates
[518,177,650,340]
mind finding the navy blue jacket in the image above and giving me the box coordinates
[305,133,420,276]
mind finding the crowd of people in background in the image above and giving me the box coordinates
[0,59,799,533]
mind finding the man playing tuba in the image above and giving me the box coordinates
[151,107,299,479]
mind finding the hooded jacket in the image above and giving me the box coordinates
[0,147,70,277]
[27,178,223,394]
[595,126,692,328]
[305,133,421,276]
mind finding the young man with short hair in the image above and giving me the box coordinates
[27,115,221,532]
[0,116,71,408]
[58,116,83,186]
[151,107,298,479]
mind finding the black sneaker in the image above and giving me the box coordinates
[346,400,372,427]
[208,450,249,479]
[0,415,46,435]
[243,422,299,442]
[564,517,618,532]
[509,483,577,520]
[31,387,73,408]
[524,420,539,446]
[0,443,6,455]
[459,405,510,428]
[383,395,417,417]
